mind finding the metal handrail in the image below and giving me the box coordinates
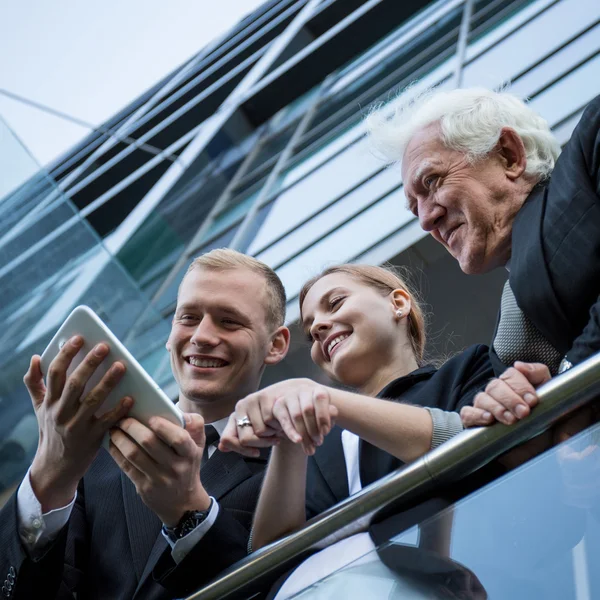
[187,352,600,600]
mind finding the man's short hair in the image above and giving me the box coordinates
[367,86,561,181]
[185,248,286,329]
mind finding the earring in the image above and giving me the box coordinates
[396,310,403,319]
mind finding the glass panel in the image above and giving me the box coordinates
[256,166,403,268]
[274,186,413,300]
[153,225,240,315]
[210,188,260,239]
[469,0,537,45]
[300,3,463,147]
[289,422,600,599]
[0,118,40,200]
[241,202,276,254]
[529,52,600,127]
[462,0,600,88]
[509,21,600,100]
[248,135,396,255]
[243,123,296,174]
[116,156,242,284]
[0,123,170,502]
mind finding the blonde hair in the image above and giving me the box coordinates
[186,248,286,329]
[299,263,426,364]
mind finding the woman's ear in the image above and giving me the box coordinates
[390,289,412,320]
[264,326,291,365]
[166,340,171,351]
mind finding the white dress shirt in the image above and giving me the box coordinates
[16,415,230,565]
[277,429,374,599]
[276,408,461,599]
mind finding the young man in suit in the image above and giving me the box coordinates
[0,249,290,600]
[368,89,600,428]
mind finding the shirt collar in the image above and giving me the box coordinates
[376,365,437,399]
[206,415,230,436]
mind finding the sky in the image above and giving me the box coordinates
[0,0,266,169]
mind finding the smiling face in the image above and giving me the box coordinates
[301,272,414,393]
[167,267,289,418]
[402,124,531,274]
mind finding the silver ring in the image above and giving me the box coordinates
[236,416,252,428]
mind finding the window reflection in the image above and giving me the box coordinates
[153,224,240,315]
[296,422,600,600]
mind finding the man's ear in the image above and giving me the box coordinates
[390,289,412,318]
[497,127,527,180]
[264,326,291,366]
[166,340,171,352]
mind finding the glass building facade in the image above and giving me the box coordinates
[1,0,599,504]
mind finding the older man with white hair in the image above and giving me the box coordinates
[368,88,600,427]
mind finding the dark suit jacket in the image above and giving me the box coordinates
[263,346,495,598]
[0,446,268,599]
[305,345,494,523]
[490,94,600,374]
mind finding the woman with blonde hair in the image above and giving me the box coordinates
[220,263,493,598]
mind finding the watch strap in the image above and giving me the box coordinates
[164,498,214,542]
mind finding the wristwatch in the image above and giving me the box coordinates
[163,499,214,542]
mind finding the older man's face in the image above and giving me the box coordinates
[402,123,523,274]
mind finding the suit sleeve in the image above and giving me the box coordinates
[153,506,251,596]
[0,480,88,600]
[565,95,600,365]
[453,344,495,411]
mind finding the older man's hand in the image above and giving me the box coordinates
[461,362,551,427]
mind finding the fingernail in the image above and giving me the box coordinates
[524,393,536,405]
[483,411,493,421]
[515,405,528,419]
[94,343,108,356]
[71,335,83,346]
[503,411,514,424]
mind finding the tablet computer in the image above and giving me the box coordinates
[40,306,184,447]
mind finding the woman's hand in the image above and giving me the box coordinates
[461,362,551,427]
[219,378,338,456]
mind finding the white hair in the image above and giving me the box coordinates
[366,86,560,181]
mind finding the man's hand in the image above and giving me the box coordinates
[219,379,338,457]
[108,414,210,527]
[461,362,551,427]
[26,336,132,512]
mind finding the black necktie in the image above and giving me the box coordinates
[201,425,220,468]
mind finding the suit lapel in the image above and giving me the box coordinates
[359,438,400,488]
[120,472,162,583]
[312,426,349,503]
[129,449,265,599]
[133,534,169,599]
[510,186,573,354]
[201,447,264,499]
